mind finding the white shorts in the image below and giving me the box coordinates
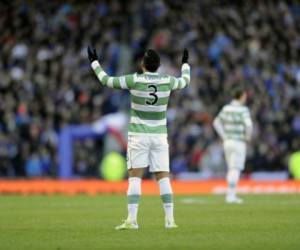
[127,134,169,172]
[223,140,247,170]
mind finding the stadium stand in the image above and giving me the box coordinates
[1,0,300,177]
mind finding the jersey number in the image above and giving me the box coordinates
[146,84,158,105]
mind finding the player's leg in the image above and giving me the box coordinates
[115,168,144,230]
[224,141,240,202]
[224,141,246,203]
[154,171,177,228]
[150,136,177,228]
[226,167,242,203]
[126,168,144,224]
[115,135,149,230]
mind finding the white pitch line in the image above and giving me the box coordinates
[180,198,208,204]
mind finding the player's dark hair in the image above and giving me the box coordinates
[142,49,160,72]
[231,85,246,99]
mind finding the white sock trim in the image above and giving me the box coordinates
[127,177,142,195]
[158,177,173,195]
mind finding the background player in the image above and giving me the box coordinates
[213,86,253,203]
[88,47,190,229]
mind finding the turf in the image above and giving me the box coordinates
[0,194,299,250]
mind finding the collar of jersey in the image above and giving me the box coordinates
[231,100,242,106]
[144,71,158,75]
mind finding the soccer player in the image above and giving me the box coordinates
[88,47,190,229]
[213,86,253,204]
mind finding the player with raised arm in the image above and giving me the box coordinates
[88,47,190,229]
[213,86,253,204]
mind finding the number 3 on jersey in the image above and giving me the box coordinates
[146,84,158,105]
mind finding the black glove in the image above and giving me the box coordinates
[182,49,189,64]
[87,46,98,63]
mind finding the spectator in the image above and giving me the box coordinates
[0,0,300,177]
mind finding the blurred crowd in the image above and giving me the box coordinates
[1,0,300,177]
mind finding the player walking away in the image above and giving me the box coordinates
[88,47,190,229]
[213,86,253,204]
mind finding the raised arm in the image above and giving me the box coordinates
[170,49,191,90]
[88,46,134,90]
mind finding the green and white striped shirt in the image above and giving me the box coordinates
[213,100,253,142]
[91,61,191,135]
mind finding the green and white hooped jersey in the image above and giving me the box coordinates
[91,61,191,135]
[215,100,253,142]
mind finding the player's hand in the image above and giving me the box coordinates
[87,46,98,63]
[182,49,189,64]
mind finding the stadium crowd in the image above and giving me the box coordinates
[1,0,300,177]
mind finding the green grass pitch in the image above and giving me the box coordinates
[0,194,299,250]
